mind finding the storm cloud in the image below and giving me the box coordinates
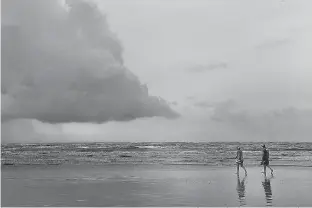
[1,0,179,123]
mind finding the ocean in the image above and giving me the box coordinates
[2,142,312,167]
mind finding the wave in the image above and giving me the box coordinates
[2,142,312,167]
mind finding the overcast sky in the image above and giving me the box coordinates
[2,0,312,143]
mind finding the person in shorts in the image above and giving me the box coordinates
[236,146,247,175]
[261,144,273,175]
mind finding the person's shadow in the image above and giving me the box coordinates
[236,174,247,206]
[262,175,273,206]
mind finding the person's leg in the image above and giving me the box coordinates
[241,163,247,175]
[263,164,267,175]
[267,165,273,174]
[237,163,240,174]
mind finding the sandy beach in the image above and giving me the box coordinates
[2,165,312,206]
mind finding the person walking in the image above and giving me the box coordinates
[236,146,247,175]
[261,144,273,175]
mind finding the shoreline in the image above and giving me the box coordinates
[2,162,312,168]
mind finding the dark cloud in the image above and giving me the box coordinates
[186,62,227,73]
[1,0,179,124]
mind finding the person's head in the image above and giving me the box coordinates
[237,146,241,150]
[262,144,266,149]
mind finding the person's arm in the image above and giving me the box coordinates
[260,150,264,164]
[262,150,267,161]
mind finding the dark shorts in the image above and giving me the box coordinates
[236,160,244,165]
[262,160,269,166]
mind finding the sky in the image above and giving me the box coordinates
[1,0,312,143]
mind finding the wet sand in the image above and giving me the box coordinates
[2,165,312,206]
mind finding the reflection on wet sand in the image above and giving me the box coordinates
[262,175,273,206]
[236,174,247,206]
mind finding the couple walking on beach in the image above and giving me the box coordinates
[235,144,274,176]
